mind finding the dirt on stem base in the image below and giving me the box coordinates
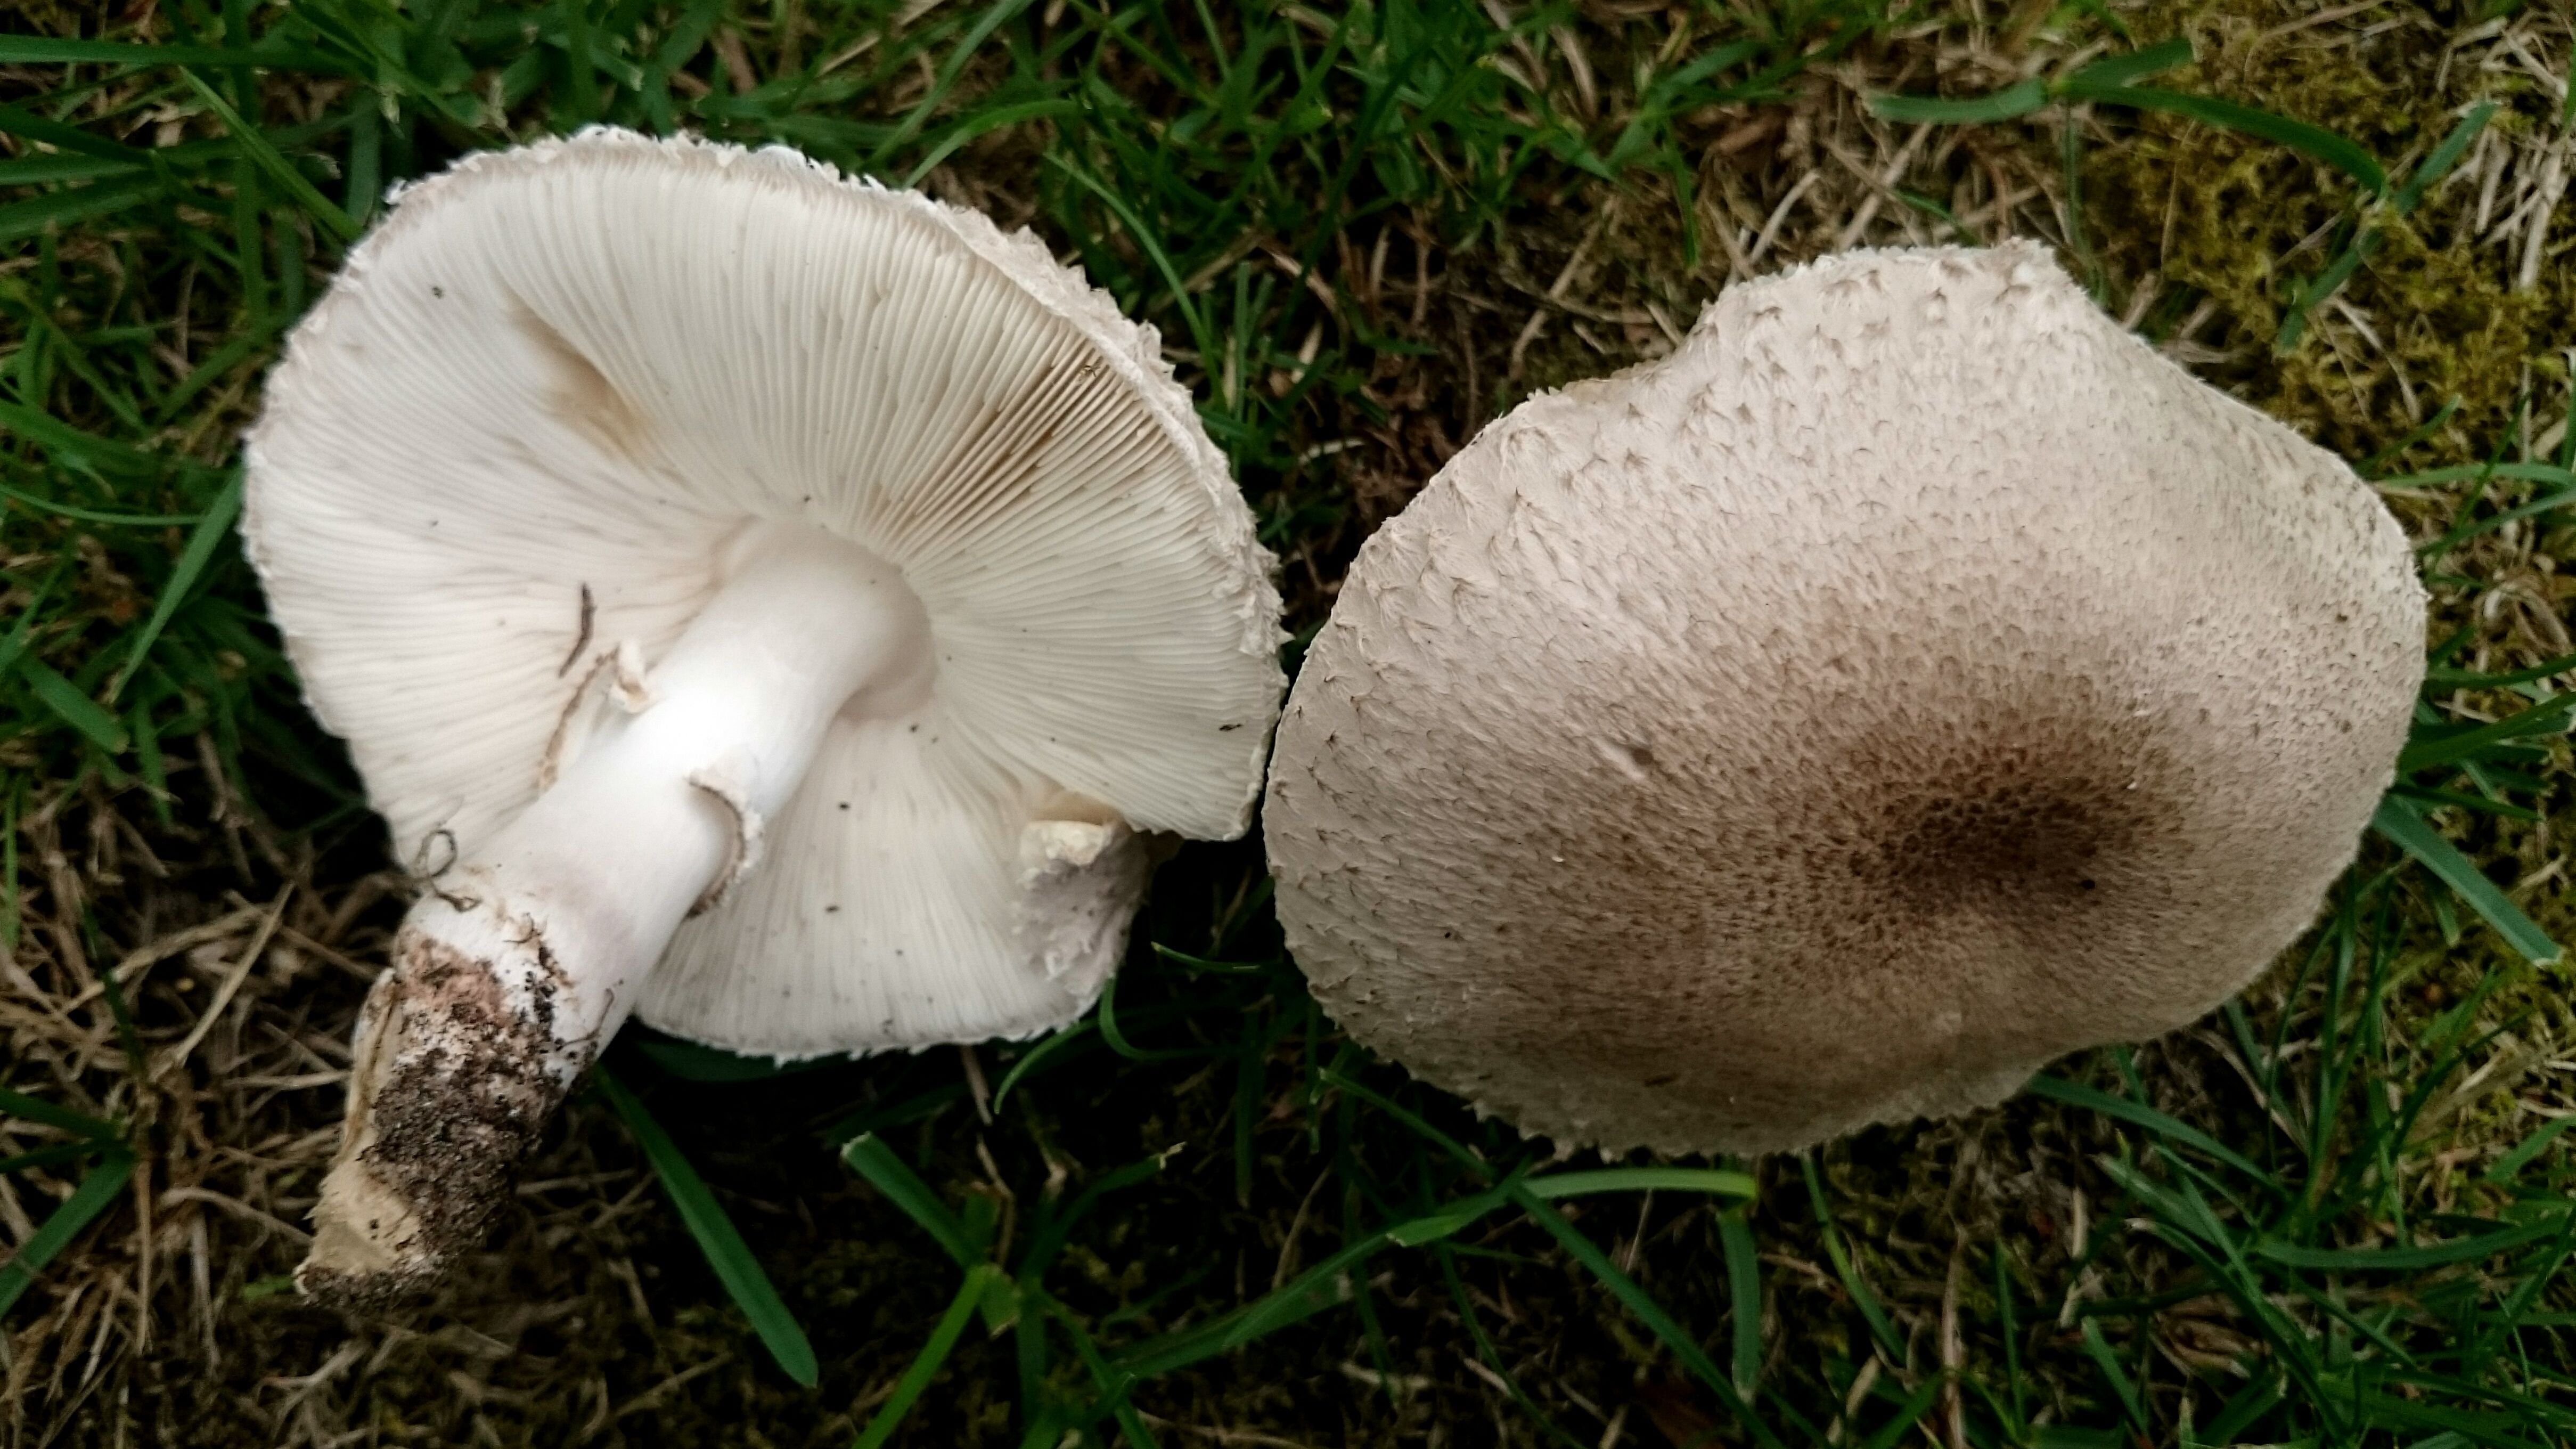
[297,932,583,1312]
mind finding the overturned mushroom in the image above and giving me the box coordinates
[1264,241,2424,1157]
[246,129,1282,1301]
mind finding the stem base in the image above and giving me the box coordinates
[298,921,579,1306]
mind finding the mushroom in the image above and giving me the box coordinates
[246,129,1282,1300]
[1264,242,2424,1157]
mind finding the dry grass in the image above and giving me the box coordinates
[4,1,2574,1445]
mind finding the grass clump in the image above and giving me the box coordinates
[3,1,2574,1446]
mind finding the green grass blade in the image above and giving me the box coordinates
[1718,1203,1762,1397]
[0,1087,120,1142]
[2025,1074,2284,1187]
[150,316,284,426]
[2397,691,2576,776]
[1042,153,1215,365]
[0,37,340,70]
[0,480,201,526]
[0,1141,101,1177]
[1869,79,2047,123]
[175,69,360,243]
[991,1021,1095,1106]
[842,1133,981,1268]
[0,155,137,185]
[0,1148,134,1320]
[1853,1374,1944,1449]
[1146,942,1270,974]
[342,101,379,229]
[0,102,156,167]
[1384,1200,1502,1247]
[0,400,198,479]
[2425,649,2576,689]
[2486,1116,2576,1183]
[857,0,1036,167]
[2393,102,2497,214]
[11,3,2563,1435]
[1319,1069,1490,1176]
[2362,396,2465,475]
[1798,1155,1908,1363]
[2252,1218,2563,1271]
[903,99,1084,188]
[2062,37,2195,91]
[1091,973,1208,1063]
[2423,485,2576,558]
[2371,797,2561,964]
[93,954,148,1080]
[1522,1167,1757,1201]
[1013,1307,1053,1443]
[18,658,128,753]
[108,467,242,704]
[1433,1244,1587,1449]
[0,173,173,245]
[0,571,58,683]
[2065,87,2385,195]
[855,1263,1003,1449]
[2276,227,2374,354]
[2369,460,2573,490]
[1051,1301,1161,1447]
[2467,1216,2576,1365]
[1017,1149,1174,1282]
[595,1066,817,1386]
[820,1082,969,1148]
[1106,1245,1364,1378]
[2078,1318,2147,1428]
[2343,1390,2552,1449]
[2390,784,2541,822]
[1509,1185,1784,1449]
[1109,1186,1515,1379]
[1994,1247,2030,1433]
[2200,1371,2284,1444]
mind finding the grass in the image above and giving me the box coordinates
[2,0,2574,1445]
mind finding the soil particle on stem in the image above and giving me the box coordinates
[298,933,583,1312]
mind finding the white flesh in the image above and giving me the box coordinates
[300,524,929,1297]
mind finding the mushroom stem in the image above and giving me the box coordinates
[300,524,930,1302]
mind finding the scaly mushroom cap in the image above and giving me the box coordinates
[1264,242,2425,1156]
[248,129,1282,1056]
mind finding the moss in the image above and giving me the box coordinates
[6,0,2573,1444]
[2083,0,2576,464]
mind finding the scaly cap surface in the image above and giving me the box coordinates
[1264,241,2425,1154]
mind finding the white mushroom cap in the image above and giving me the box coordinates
[248,129,1282,1056]
[1264,242,2425,1157]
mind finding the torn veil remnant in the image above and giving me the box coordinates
[245,128,1283,1303]
[1264,242,2426,1158]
